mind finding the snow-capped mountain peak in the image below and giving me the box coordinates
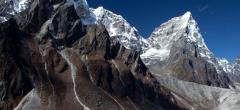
[176,11,192,28]
[141,11,213,66]
[182,11,192,18]
[93,6,144,50]
[148,11,208,50]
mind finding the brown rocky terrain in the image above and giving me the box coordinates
[148,42,233,88]
[1,0,240,110]
[0,0,190,110]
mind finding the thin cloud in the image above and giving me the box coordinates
[198,4,209,12]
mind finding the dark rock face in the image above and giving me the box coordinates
[14,0,53,33]
[167,43,232,88]
[230,58,240,83]
[0,19,33,110]
[148,37,233,88]
[237,58,240,64]
[0,1,189,110]
[49,3,85,49]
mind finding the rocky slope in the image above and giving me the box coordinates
[0,18,33,110]
[154,74,240,110]
[228,58,240,83]
[0,0,240,110]
[141,12,234,88]
[88,6,237,88]
[0,0,190,110]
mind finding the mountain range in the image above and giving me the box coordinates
[0,0,240,110]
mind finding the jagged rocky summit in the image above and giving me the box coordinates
[0,0,240,110]
[0,0,189,110]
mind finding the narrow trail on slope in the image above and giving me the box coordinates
[99,87,125,110]
[84,57,125,110]
[14,90,34,110]
[59,50,91,110]
[39,49,56,110]
[127,96,138,110]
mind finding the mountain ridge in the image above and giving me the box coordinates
[1,0,238,92]
[89,6,239,85]
[0,0,240,110]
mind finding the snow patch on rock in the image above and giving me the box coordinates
[68,0,96,25]
[140,48,170,65]
[217,58,233,73]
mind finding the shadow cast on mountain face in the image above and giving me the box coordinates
[0,19,33,110]
[48,3,86,50]
[0,0,194,110]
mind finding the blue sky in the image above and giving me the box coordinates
[88,0,240,62]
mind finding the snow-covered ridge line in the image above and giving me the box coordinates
[92,6,145,50]
[148,11,209,52]
[1,0,237,81]
[92,5,238,80]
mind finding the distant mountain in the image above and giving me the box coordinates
[228,58,240,83]
[93,7,234,88]
[141,12,234,88]
[0,0,240,110]
[0,0,187,110]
